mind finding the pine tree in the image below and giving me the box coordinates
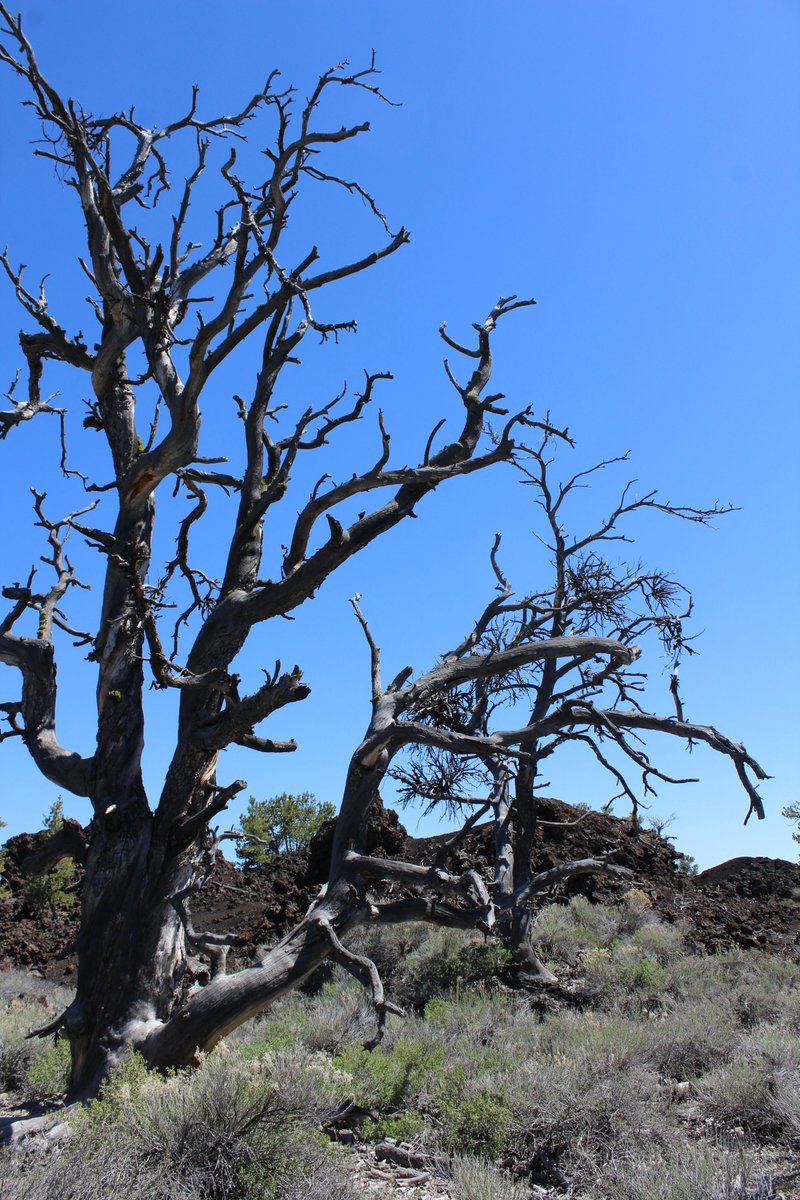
[24,801,77,918]
[237,793,336,868]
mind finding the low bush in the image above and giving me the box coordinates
[0,1004,38,1091]
[594,1140,775,1200]
[25,1037,70,1098]
[265,1045,352,1122]
[343,921,431,993]
[532,896,617,964]
[436,1080,513,1160]
[233,993,308,1059]
[361,1109,425,1143]
[285,981,374,1053]
[2,1048,358,1200]
[537,1010,652,1069]
[2,910,799,1199]
[619,953,668,996]
[634,1000,740,1079]
[394,927,513,1009]
[449,1155,528,1200]
[0,974,72,1093]
[631,920,683,963]
[532,893,681,1003]
[575,944,672,1014]
[333,1037,444,1111]
[422,989,525,1053]
[547,1061,660,1161]
[696,1058,800,1140]
[671,950,800,1027]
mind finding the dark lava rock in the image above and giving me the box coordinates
[696,856,800,900]
[0,827,81,976]
[1,797,798,978]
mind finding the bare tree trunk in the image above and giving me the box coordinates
[142,893,344,1071]
[509,759,556,982]
[66,828,184,1094]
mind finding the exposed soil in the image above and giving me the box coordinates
[1,797,797,980]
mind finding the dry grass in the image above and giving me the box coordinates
[1,906,797,1199]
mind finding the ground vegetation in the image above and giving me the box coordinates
[1,900,798,1198]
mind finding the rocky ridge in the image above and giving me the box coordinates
[0,798,797,978]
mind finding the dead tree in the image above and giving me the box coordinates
[0,12,542,1095]
[391,437,768,979]
[0,9,766,1104]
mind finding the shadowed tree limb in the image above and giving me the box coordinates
[19,819,89,875]
[316,914,405,1047]
[509,857,634,908]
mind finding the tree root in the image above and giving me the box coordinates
[0,1099,73,1145]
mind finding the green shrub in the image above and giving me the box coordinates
[2,1050,357,1200]
[295,983,375,1053]
[0,1028,34,1091]
[636,1000,740,1079]
[362,1110,425,1143]
[237,1130,358,1200]
[235,993,308,1059]
[401,928,512,1006]
[80,1046,152,1122]
[415,991,536,1092]
[533,894,660,968]
[334,1038,444,1110]
[25,1037,70,1097]
[345,922,431,990]
[631,921,683,963]
[532,896,618,964]
[263,1045,352,1123]
[574,945,670,1014]
[744,1023,800,1069]
[57,1047,353,1200]
[620,955,668,995]
[423,995,449,1024]
[505,1049,664,1176]
[437,1081,512,1160]
[538,1011,651,1070]
[668,952,800,1034]
[0,980,72,1093]
[423,988,520,1043]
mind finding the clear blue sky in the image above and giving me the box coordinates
[0,1,797,868]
